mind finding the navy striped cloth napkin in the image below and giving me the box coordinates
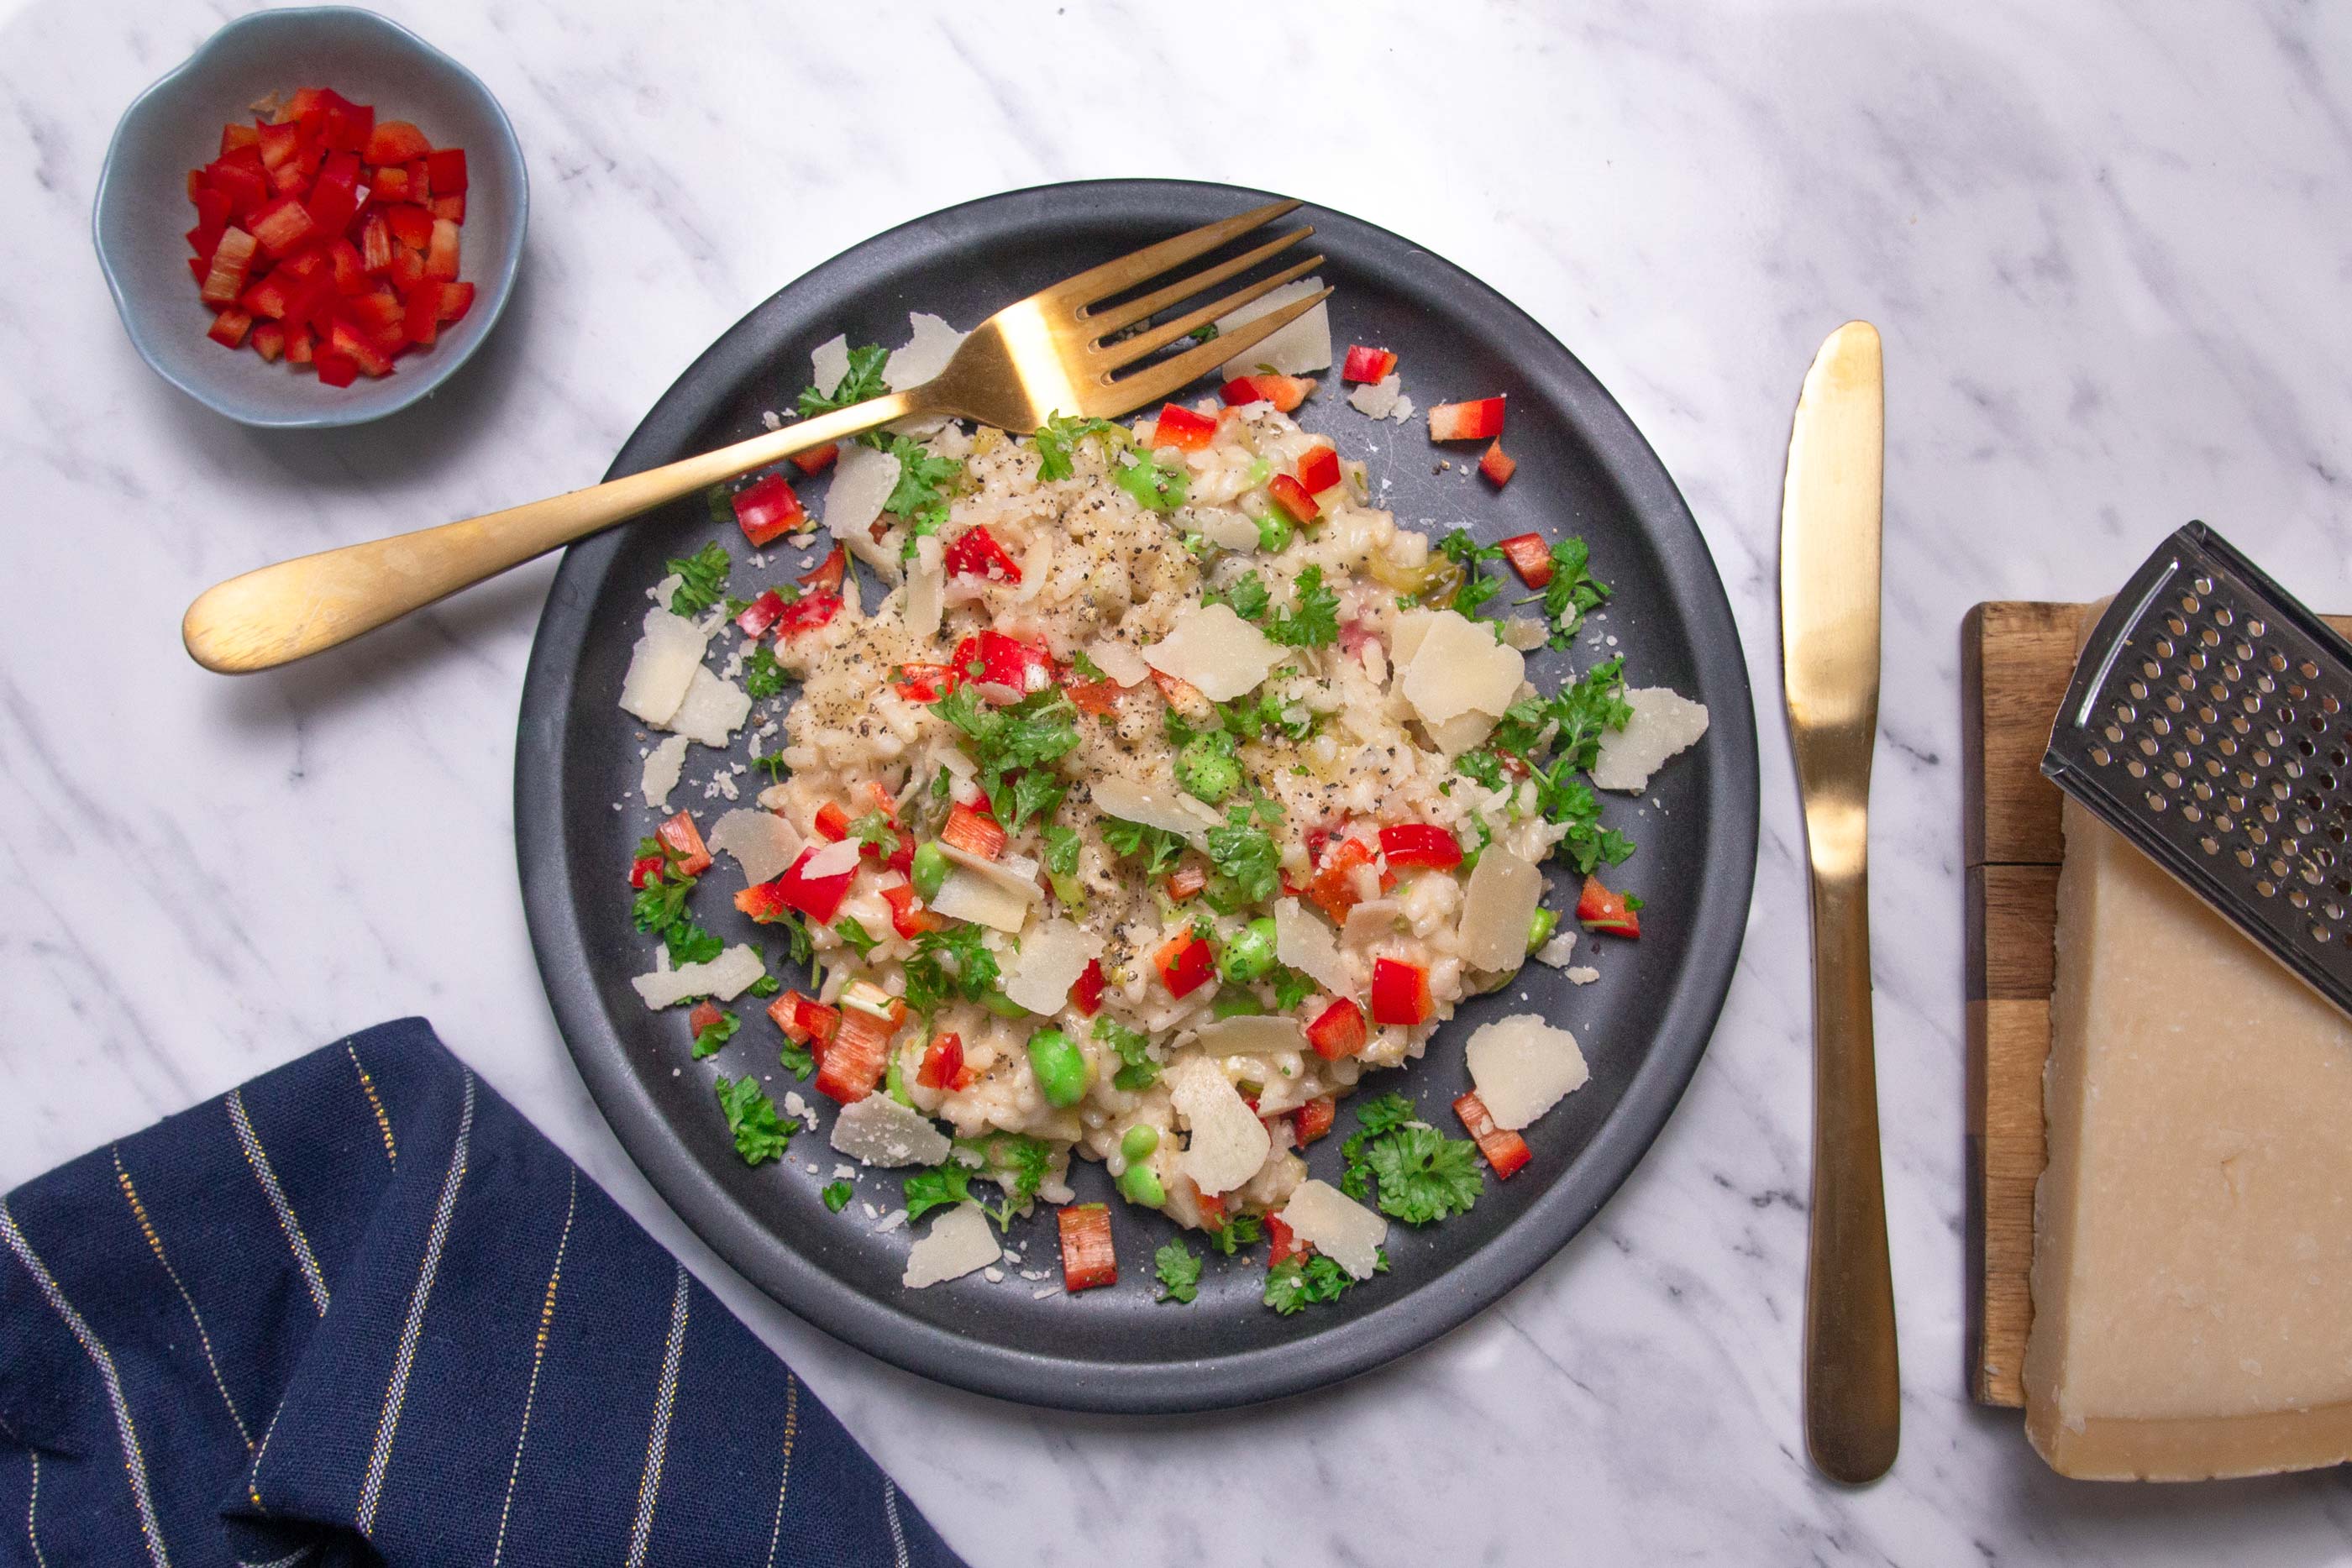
[0,1018,963,1567]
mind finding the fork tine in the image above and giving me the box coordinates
[1044,197,1304,312]
[1095,287,1332,412]
[1095,256,1325,373]
[1080,228,1315,338]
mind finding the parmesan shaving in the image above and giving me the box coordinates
[801,837,864,879]
[1090,776,1210,842]
[667,665,751,747]
[1087,640,1151,687]
[1400,610,1524,726]
[1170,1056,1272,1197]
[1273,899,1352,997]
[618,604,709,726]
[1215,281,1332,379]
[630,944,766,1009]
[706,808,801,886]
[1590,687,1711,793]
[1464,1015,1589,1130]
[1279,1180,1387,1279]
[1002,920,1097,1015]
[831,1095,953,1168]
[903,1204,998,1288]
[639,734,690,809]
[1142,603,1283,702]
[1457,843,1543,971]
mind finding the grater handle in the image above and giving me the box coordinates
[1802,863,1902,1483]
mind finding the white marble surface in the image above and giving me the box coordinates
[6,0,2351,1560]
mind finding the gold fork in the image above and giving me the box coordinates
[183,198,1330,674]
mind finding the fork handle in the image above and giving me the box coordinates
[1800,860,1901,1483]
[181,391,916,674]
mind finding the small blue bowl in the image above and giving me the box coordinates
[93,7,527,429]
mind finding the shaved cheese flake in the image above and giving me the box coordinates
[1279,1179,1387,1279]
[1388,609,1438,669]
[810,333,848,396]
[639,734,690,809]
[1532,929,1580,968]
[1200,509,1262,552]
[831,1095,953,1168]
[1457,842,1544,971]
[903,1204,999,1288]
[904,534,945,641]
[1273,899,1352,997]
[1341,898,1403,949]
[885,312,965,391]
[1401,610,1524,726]
[1087,640,1151,688]
[826,440,900,553]
[1190,1015,1308,1057]
[1465,1014,1589,1130]
[1170,1055,1272,1197]
[618,604,709,726]
[930,867,1030,933]
[1091,776,1210,842]
[707,808,801,886]
[1590,687,1711,793]
[938,842,1044,901]
[802,836,864,879]
[669,665,751,747]
[1215,280,1332,379]
[1002,919,1098,1015]
[1423,709,1497,758]
[1142,603,1282,702]
[631,944,765,1009]
[1347,373,1404,420]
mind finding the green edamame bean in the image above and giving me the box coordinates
[1117,1162,1166,1207]
[1026,1028,1089,1108]
[1255,510,1294,553]
[911,842,949,901]
[1526,906,1559,953]
[1121,1125,1159,1162]
[1219,916,1279,983]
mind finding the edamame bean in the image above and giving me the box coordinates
[1526,906,1559,953]
[1219,916,1279,983]
[1255,510,1294,553]
[1121,1125,1159,1162]
[1117,1162,1165,1207]
[911,842,949,901]
[1026,1028,1089,1107]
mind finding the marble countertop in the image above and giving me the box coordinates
[8,0,2351,1560]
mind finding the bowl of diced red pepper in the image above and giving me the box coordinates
[93,7,526,427]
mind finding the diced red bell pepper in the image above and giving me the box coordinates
[429,191,467,223]
[1428,396,1506,442]
[790,443,837,475]
[1454,1091,1531,1179]
[436,281,475,323]
[916,1030,966,1090]
[186,186,230,255]
[815,1006,894,1104]
[424,146,469,194]
[733,589,788,637]
[402,286,440,349]
[1267,473,1319,527]
[1295,444,1341,496]
[1577,875,1641,938]
[405,155,433,203]
[628,853,666,889]
[774,590,842,639]
[423,218,460,281]
[880,880,946,939]
[363,119,431,165]
[198,228,259,307]
[1058,1204,1118,1293]
[250,322,286,362]
[285,323,315,367]
[1341,344,1399,384]
[687,999,723,1037]
[769,990,840,1048]
[387,240,426,295]
[222,121,263,155]
[654,810,713,876]
[381,202,433,251]
[370,163,412,202]
[1153,931,1213,999]
[316,349,360,388]
[1266,1213,1306,1266]
[736,847,856,926]
[1497,532,1552,588]
[1151,401,1218,451]
[1368,957,1433,1027]
[1147,669,1210,721]
[1305,999,1368,1060]
[1164,863,1205,903]
[318,92,374,156]
[238,271,293,321]
[949,630,1054,702]
[358,213,393,275]
[1219,374,1315,412]
[814,802,852,842]
[798,544,847,594]
[891,662,960,703]
[1378,823,1462,871]
[1306,836,1386,924]
[1293,1095,1336,1146]
[1069,958,1105,1018]
[1065,676,1119,716]
[941,802,1007,861]
[942,525,1022,583]
[305,150,364,233]
[206,308,253,349]
[203,155,270,220]
[328,236,367,296]
[732,471,805,547]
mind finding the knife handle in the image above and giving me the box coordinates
[1800,861,1901,1483]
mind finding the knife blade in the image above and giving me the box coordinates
[1779,320,1901,1485]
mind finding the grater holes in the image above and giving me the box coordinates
[2235,638,2255,661]
[2269,649,2289,673]
[2193,779,2214,800]
[2139,736,2160,758]
[2302,659,2322,680]
[2194,574,2216,595]
[2106,722,2125,743]
[2166,612,2189,637]
[2173,747,2192,768]
[2114,700,2139,725]
[2291,888,2309,910]
[2162,768,2184,789]
[2201,627,2223,648]
[2127,758,2149,779]
[2257,876,2276,896]
[2129,679,2150,700]
[2179,592,2202,616]
[2147,791,2169,813]
[2247,616,2266,637]
[2089,742,2111,766]
[2155,635,2176,658]
[2201,834,2223,855]
[2183,802,2204,822]
[2326,693,2344,716]
[2166,692,2186,714]
[2241,847,2260,868]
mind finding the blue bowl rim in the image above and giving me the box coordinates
[92,4,528,430]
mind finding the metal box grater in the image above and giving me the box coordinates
[2043,521,2352,1018]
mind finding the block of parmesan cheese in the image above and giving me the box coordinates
[2024,800,2352,1478]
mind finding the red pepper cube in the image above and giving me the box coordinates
[733,589,788,638]
[284,323,316,367]
[369,163,412,202]
[1454,1091,1531,1179]
[1341,343,1399,384]
[384,202,434,251]
[790,443,837,476]
[206,307,253,349]
[437,281,475,323]
[1292,1095,1336,1146]
[813,802,852,842]
[318,93,375,156]
[1163,863,1206,903]
[773,591,843,640]
[1496,532,1553,589]
[304,151,365,234]
[1267,473,1319,527]
[425,146,469,194]
[1152,931,1213,999]
[654,811,713,877]
[941,525,1023,583]
[1266,1213,1307,1266]
[1576,875,1641,938]
[1305,999,1368,1060]
[916,1030,964,1090]
[1478,440,1517,489]
[429,191,467,224]
[890,662,959,703]
[363,119,431,165]
[1058,1204,1118,1293]
[1151,401,1218,451]
[1068,959,1105,1018]
[628,853,666,889]
[405,156,433,204]
[880,881,945,940]
[1219,373,1314,412]
[402,285,442,348]
[1427,396,1506,443]
[941,803,1007,861]
[423,218,460,281]
[358,213,393,275]
[732,471,805,547]
[815,1007,893,1104]
[315,349,359,388]
[250,322,286,362]
[1377,823,1462,871]
[221,121,263,156]
[197,227,259,307]
[1294,443,1341,496]
[1368,957,1432,1027]
[736,847,854,926]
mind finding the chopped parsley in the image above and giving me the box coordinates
[1218,687,1318,744]
[1209,570,1273,621]
[754,752,792,784]
[832,915,878,957]
[664,543,732,617]
[1437,529,1506,625]
[743,642,788,700]
[1095,1017,1160,1092]
[905,924,1000,1014]
[1264,1250,1387,1314]
[1339,1093,1482,1225]
[778,1039,815,1079]
[1536,535,1611,646]
[1042,824,1084,905]
[901,1162,971,1225]
[936,688,1081,804]
[1100,815,1189,878]
[1268,966,1316,1011]
[663,918,723,967]
[690,1009,740,1059]
[880,433,961,543]
[1069,648,1108,683]
[796,342,889,420]
[822,1180,854,1213]
[1203,806,1282,910]
[916,1134,1058,1229]
[1033,412,1124,480]
[992,768,1067,835]
[715,1076,792,1166]
[1265,565,1341,648]
[846,810,896,851]
[1458,658,1638,874]
[1205,1213,1263,1256]
[1154,1241,1203,1304]
[748,973,781,999]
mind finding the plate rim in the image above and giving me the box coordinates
[516,177,1760,1412]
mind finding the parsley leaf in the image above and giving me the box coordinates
[665,543,732,617]
[1209,570,1272,621]
[936,688,1082,780]
[1203,809,1281,910]
[754,752,793,784]
[832,915,878,957]
[901,1162,972,1224]
[1205,1213,1262,1256]
[715,1076,792,1166]
[1154,1241,1203,1304]
[1265,565,1340,648]
[1218,688,1317,744]
[905,924,1000,1015]
[1269,966,1316,1011]
[1264,1250,1387,1314]
[1340,1093,1420,1201]
[1364,1125,1484,1224]
[846,810,896,851]
[778,1040,816,1079]
[1439,527,1504,566]
[1100,815,1190,878]
[995,768,1067,834]
[690,1009,740,1059]
[822,1180,854,1213]
[1460,658,1637,873]
[1538,535,1611,646]
[743,642,787,700]
[1437,529,1505,626]
[1034,412,1124,480]
[1095,1017,1160,1092]
[1069,648,1107,682]
[881,435,962,534]
[664,919,723,967]
[796,342,889,419]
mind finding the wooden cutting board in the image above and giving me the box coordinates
[1961,600,2352,1407]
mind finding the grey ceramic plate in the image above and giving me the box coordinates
[516,180,1758,1412]
[93,7,526,428]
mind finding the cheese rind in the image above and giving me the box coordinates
[2024,802,2352,1479]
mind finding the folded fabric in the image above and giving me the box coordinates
[0,1018,963,1567]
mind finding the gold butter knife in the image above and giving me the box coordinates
[1780,320,1900,1484]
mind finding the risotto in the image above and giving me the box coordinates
[615,310,1706,1309]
